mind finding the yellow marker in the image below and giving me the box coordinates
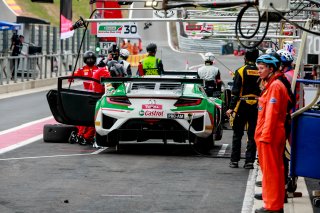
[205,125,214,131]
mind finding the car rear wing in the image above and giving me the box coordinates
[162,70,199,77]
[100,77,204,85]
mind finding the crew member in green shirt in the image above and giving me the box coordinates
[137,43,164,76]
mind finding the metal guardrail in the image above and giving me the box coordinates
[0,52,83,86]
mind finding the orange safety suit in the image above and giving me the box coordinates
[138,39,143,52]
[92,66,111,93]
[255,73,290,211]
[127,42,133,54]
[70,65,99,141]
[71,65,99,90]
[132,44,139,55]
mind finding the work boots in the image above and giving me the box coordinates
[68,131,79,144]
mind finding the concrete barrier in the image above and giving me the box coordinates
[0,77,59,95]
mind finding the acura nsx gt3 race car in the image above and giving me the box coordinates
[47,72,224,151]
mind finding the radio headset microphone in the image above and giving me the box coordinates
[70,17,85,31]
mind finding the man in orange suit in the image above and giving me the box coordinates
[254,54,294,213]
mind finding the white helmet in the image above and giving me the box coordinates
[277,49,294,63]
[259,50,264,56]
[120,49,130,60]
[204,52,215,62]
[265,48,276,54]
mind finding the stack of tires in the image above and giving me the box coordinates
[43,124,77,143]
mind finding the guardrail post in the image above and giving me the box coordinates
[53,27,57,54]
[3,31,9,54]
[46,26,51,54]
[31,25,36,45]
[76,29,81,53]
[38,25,43,50]
[0,58,3,85]
[44,55,47,79]
[87,31,90,52]
[60,40,63,76]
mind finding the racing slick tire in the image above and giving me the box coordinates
[214,105,223,141]
[96,132,119,147]
[214,124,223,141]
[43,124,78,143]
[222,89,231,123]
[194,133,215,153]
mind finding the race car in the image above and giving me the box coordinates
[46,72,224,151]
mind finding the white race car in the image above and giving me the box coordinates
[47,72,224,151]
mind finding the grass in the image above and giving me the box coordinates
[15,0,93,27]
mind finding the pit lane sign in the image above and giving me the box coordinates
[97,22,140,38]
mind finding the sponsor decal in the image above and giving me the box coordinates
[139,110,164,117]
[258,105,263,111]
[142,104,162,110]
[145,69,159,75]
[98,25,123,33]
[145,110,164,117]
[247,70,259,76]
[97,22,139,38]
[270,98,277,104]
[167,113,184,119]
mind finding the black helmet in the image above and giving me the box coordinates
[146,43,157,53]
[245,48,259,62]
[108,44,120,60]
[83,50,96,66]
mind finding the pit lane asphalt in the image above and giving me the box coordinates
[0,23,253,213]
[0,76,255,213]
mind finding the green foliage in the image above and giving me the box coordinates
[15,0,92,26]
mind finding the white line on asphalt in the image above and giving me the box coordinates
[0,116,54,136]
[199,53,205,60]
[217,144,228,156]
[241,164,258,213]
[0,147,109,160]
[101,194,143,197]
[2,0,19,16]
[91,147,108,154]
[0,134,43,155]
[0,153,92,161]
[167,22,182,54]
[129,3,134,19]
[189,64,203,70]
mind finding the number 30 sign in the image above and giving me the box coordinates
[97,22,140,38]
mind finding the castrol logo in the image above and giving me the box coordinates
[139,110,164,117]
